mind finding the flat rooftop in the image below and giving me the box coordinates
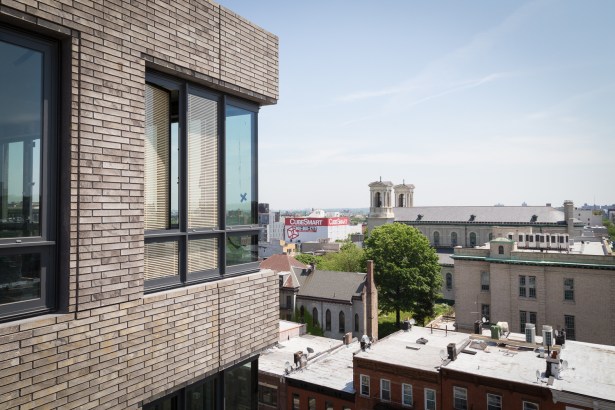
[286,341,360,394]
[354,326,469,373]
[259,334,343,376]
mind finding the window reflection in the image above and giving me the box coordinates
[226,234,258,266]
[225,105,255,226]
[0,253,41,305]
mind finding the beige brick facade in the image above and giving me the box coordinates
[0,0,279,408]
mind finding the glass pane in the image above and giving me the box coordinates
[226,234,258,266]
[0,253,41,305]
[144,84,170,230]
[188,237,218,274]
[225,363,252,410]
[144,241,179,281]
[170,122,179,228]
[225,105,255,226]
[186,377,217,410]
[0,40,43,238]
[188,93,218,229]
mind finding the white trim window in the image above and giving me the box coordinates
[360,374,370,397]
[402,384,413,407]
[523,402,539,410]
[487,393,502,410]
[425,388,436,410]
[380,379,391,401]
[453,386,468,410]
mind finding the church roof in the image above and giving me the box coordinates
[393,206,576,225]
[297,270,366,303]
[369,180,394,187]
[260,253,308,274]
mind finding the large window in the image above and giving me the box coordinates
[564,315,575,340]
[425,388,436,410]
[564,278,574,301]
[453,386,468,410]
[144,72,260,291]
[258,384,277,407]
[523,402,539,410]
[519,275,536,298]
[487,393,502,410]
[0,25,58,321]
[360,374,370,397]
[326,309,331,331]
[481,271,490,291]
[380,379,391,401]
[339,311,345,333]
[402,384,413,406]
[520,310,537,332]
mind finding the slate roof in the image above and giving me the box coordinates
[297,270,366,303]
[260,254,308,273]
[394,206,574,224]
[437,252,454,266]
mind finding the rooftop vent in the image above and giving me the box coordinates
[416,214,423,221]
[525,323,536,343]
[469,214,476,222]
[531,215,538,223]
[416,337,428,345]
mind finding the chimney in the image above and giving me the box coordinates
[563,200,574,236]
[365,260,378,341]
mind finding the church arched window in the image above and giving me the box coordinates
[339,311,345,333]
[433,231,440,247]
[325,309,331,331]
[446,273,453,290]
[313,307,318,327]
[398,194,405,207]
[470,232,477,247]
[451,232,458,246]
[375,192,382,207]
[498,245,504,255]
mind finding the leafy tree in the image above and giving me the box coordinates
[319,241,366,272]
[604,219,615,242]
[364,223,441,327]
[291,307,324,336]
[294,253,322,267]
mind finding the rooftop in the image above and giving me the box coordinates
[354,326,469,373]
[297,270,366,303]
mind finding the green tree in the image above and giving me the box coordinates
[364,223,441,327]
[319,241,366,272]
[294,253,322,267]
[604,219,615,242]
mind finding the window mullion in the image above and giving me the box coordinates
[179,82,188,283]
[220,96,227,273]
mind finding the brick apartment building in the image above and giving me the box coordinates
[0,0,279,408]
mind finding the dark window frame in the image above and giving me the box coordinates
[0,24,59,321]
[144,71,261,293]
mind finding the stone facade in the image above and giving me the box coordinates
[0,0,279,408]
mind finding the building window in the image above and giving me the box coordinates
[313,307,318,327]
[481,304,490,322]
[498,245,504,254]
[481,271,490,291]
[453,386,468,410]
[286,295,291,309]
[339,311,345,333]
[469,232,477,247]
[564,315,575,340]
[308,397,316,410]
[258,384,277,407]
[325,401,333,410]
[519,234,523,242]
[380,379,391,401]
[0,25,58,321]
[144,72,260,291]
[446,273,453,290]
[434,231,440,246]
[424,388,436,410]
[519,275,535,298]
[375,192,382,207]
[360,374,370,396]
[402,384,413,406]
[523,402,539,410]
[564,278,574,301]
[451,232,458,246]
[489,233,493,241]
[398,193,405,207]
[300,305,305,321]
[487,393,502,410]
[326,309,331,331]
[355,313,359,332]
[292,394,300,410]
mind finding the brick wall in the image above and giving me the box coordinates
[0,0,279,408]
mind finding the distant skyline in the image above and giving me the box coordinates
[218,0,615,209]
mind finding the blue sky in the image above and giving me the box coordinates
[218,0,615,210]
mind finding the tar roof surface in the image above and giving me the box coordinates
[354,327,469,372]
[286,341,360,394]
[259,334,343,376]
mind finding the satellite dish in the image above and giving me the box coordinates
[561,360,568,370]
[307,347,314,354]
[439,349,448,361]
[409,318,416,326]
[284,361,292,374]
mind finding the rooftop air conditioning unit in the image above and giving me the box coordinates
[525,323,536,343]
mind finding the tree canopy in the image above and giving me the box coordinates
[296,241,366,272]
[364,223,441,326]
